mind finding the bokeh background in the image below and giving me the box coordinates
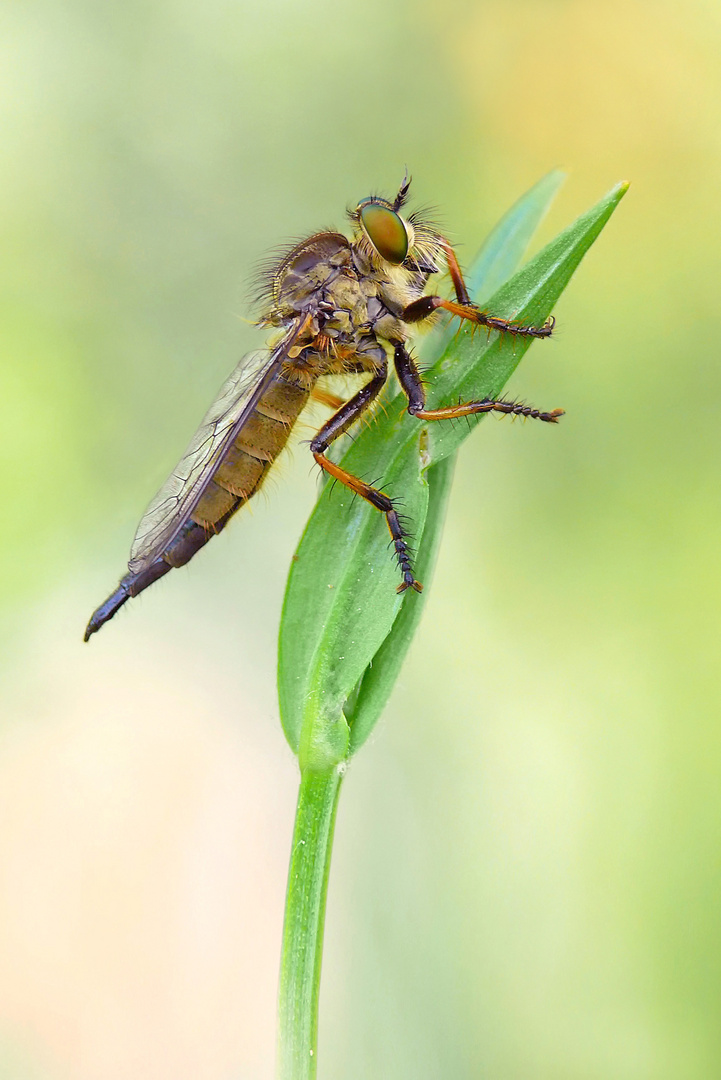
[2,0,720,1076]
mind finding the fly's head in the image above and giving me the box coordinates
[349,173,443,280]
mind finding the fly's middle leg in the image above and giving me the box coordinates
[393,342,564,424]
[309,366,423,594]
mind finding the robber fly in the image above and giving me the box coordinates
[84,174,561,641]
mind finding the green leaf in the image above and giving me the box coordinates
[464,170,568,304]
[278,178,628,768]
[343,451,456,753]
[343,170,566,753]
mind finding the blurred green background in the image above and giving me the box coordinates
[2,0,720,1076]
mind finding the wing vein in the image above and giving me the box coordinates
[128,317,308,571]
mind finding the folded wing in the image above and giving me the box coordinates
[129,319,306,572]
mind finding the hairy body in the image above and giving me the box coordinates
[85,176,559,640]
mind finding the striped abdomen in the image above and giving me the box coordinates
[84,372,310,639]
[178,372,310,553]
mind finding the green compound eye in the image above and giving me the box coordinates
[359,202,409,264]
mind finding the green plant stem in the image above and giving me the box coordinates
[278,764,344,1080]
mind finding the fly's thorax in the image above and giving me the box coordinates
[264,225,430,363]
[319,271,375,339]
[270,232,353,318]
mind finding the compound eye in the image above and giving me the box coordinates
[359,203,409,264]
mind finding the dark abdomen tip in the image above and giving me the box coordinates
[84,581,132,641]
[83,558,173,641]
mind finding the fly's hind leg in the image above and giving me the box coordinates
[393,342,564,424]
[310,365,423,594]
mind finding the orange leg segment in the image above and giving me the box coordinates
[310,366,423,593]
[312,453,422,593]
[439,238,472,306]
[311,386,347,410]
[413,401,564,423]
[402,293,555,339]
[405,237,554,338]
[393,342,564,425]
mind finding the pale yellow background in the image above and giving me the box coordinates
[2,0,720,1076]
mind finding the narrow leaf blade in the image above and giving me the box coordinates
[278,180,628,763]
[344,171,569,752]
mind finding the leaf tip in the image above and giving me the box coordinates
[535,167,567,195]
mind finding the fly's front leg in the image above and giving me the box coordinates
[393,343,564,424]
[403,237,555,340]
[310,368,423,594]
[440,238,472,305]
[403,294,555,340]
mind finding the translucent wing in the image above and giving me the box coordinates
[128,319,305,573]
